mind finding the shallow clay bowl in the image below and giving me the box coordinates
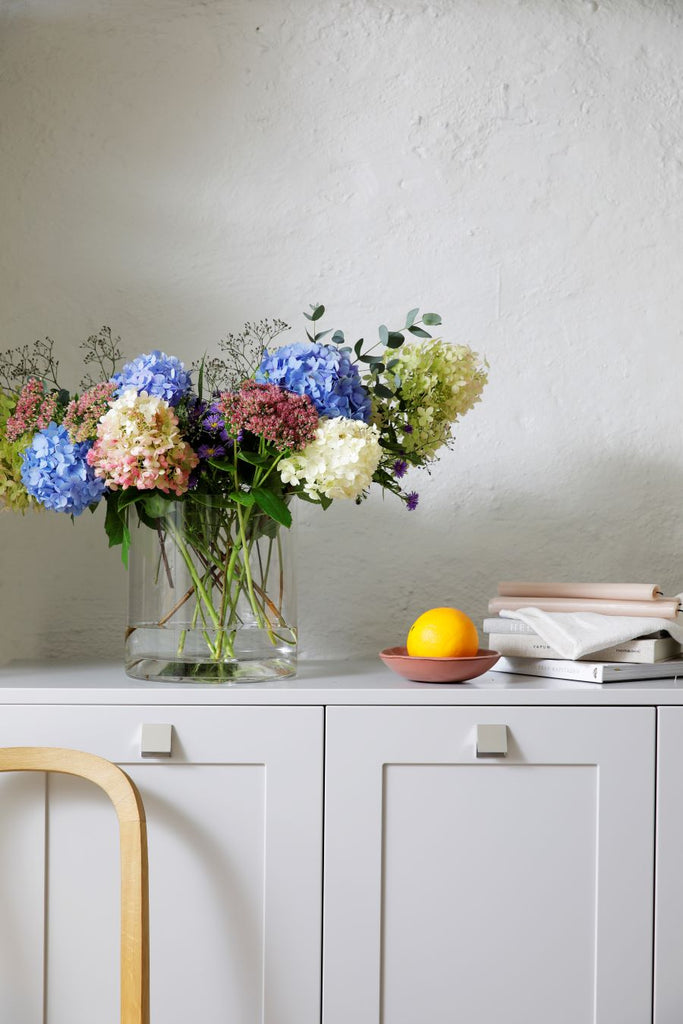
[379,647,501,684]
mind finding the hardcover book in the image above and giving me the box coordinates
[490,656,683,684]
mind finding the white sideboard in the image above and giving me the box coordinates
[1,659,682,1024]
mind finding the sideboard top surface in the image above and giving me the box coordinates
[0,659,682,706]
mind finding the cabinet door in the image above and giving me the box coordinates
[0,705,323,1024]
[654,706,683,1023]
[323,706,655,1024]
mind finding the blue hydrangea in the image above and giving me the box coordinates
[256,342,372,422]
[112,350,191,407]
[21,423,105,515]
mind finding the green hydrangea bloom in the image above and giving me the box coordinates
[385,339,488,461]
[0,393,35,512]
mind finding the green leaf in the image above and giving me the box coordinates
[305,329,315,342]
[104,494,125,549]
[117,488,142,513]
[422,313,442,326]
[237,449,269,466]
[207,457,235,473]
[386,358,399,370]
[197,355,205,401]
[378,324,389,346]
[405,307,419,327]
[121,521,131,568]
[358,353,380,364]
[252,487,292,527]
[319,494,333,511]
[229,490,256,507]
[189,491,234,509]
[313,328,334,341]
[331,330,345,345]
[386,332,404,349]
[311,304,325,321]
[407,325,431,338]
[143,493,174,518]
[354,338,363,357]
[374,382,395,399]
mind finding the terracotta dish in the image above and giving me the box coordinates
[379,647,501,684]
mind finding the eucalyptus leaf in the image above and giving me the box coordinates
[405,308,419,327]
[354,339,363,357]
[386,358,399,370]
[311,304,325,321]
[422,313,442,326]
[374,382,395,399]
[378,324,389,346]
[386,332,404,348]
[407,325,431,338]
[331,330,345,345]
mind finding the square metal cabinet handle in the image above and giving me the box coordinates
[140,723,174,758]
[476,724,508,758]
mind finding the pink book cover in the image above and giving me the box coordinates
[497,582,663,601]
[488,595,681,620]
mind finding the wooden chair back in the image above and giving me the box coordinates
[0,746,149,1024]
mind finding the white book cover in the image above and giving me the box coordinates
[490,656,683,683]
[486,632,682,664]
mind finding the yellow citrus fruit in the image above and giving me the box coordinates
[406,607,479,658]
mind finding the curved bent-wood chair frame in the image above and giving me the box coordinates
[0,746,149,1024]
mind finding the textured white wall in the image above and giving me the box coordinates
[0,0,681,664]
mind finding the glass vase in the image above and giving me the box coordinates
[124,498,297,682]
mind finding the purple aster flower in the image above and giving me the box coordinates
[112,350,192,407]
[256,341,372,422]
[405,491,419,511]
[393,459,408,479]
[403,423,413,434]
[198,443,227,459]
[21,422,105,515]
[203,411,225,432]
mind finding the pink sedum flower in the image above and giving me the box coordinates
[87,388,198,494]
[63,381,118,442]
[218,379,318,452]
[6,378,59,442]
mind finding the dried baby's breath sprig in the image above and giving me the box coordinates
[79,327,126,389]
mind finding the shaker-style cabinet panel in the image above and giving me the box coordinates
[0,705,324,1024]
[323,706,656,1024]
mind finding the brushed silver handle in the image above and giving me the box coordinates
[476,724,508,758]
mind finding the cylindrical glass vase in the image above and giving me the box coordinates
[124,499,297,682]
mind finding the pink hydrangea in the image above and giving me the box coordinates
[63,381,118,442]
[87,388,198,494]
[6,378,59,441]
[218,379,318,453]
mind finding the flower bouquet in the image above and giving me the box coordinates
[0,308,488,681]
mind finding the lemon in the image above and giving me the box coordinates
[406,607,479,658]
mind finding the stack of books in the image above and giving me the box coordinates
[485,582,683,683]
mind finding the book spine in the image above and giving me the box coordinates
[486,633,681,664]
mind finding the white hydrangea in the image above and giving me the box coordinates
[279,417,381,501]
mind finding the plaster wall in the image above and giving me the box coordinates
[0,0,681,663]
